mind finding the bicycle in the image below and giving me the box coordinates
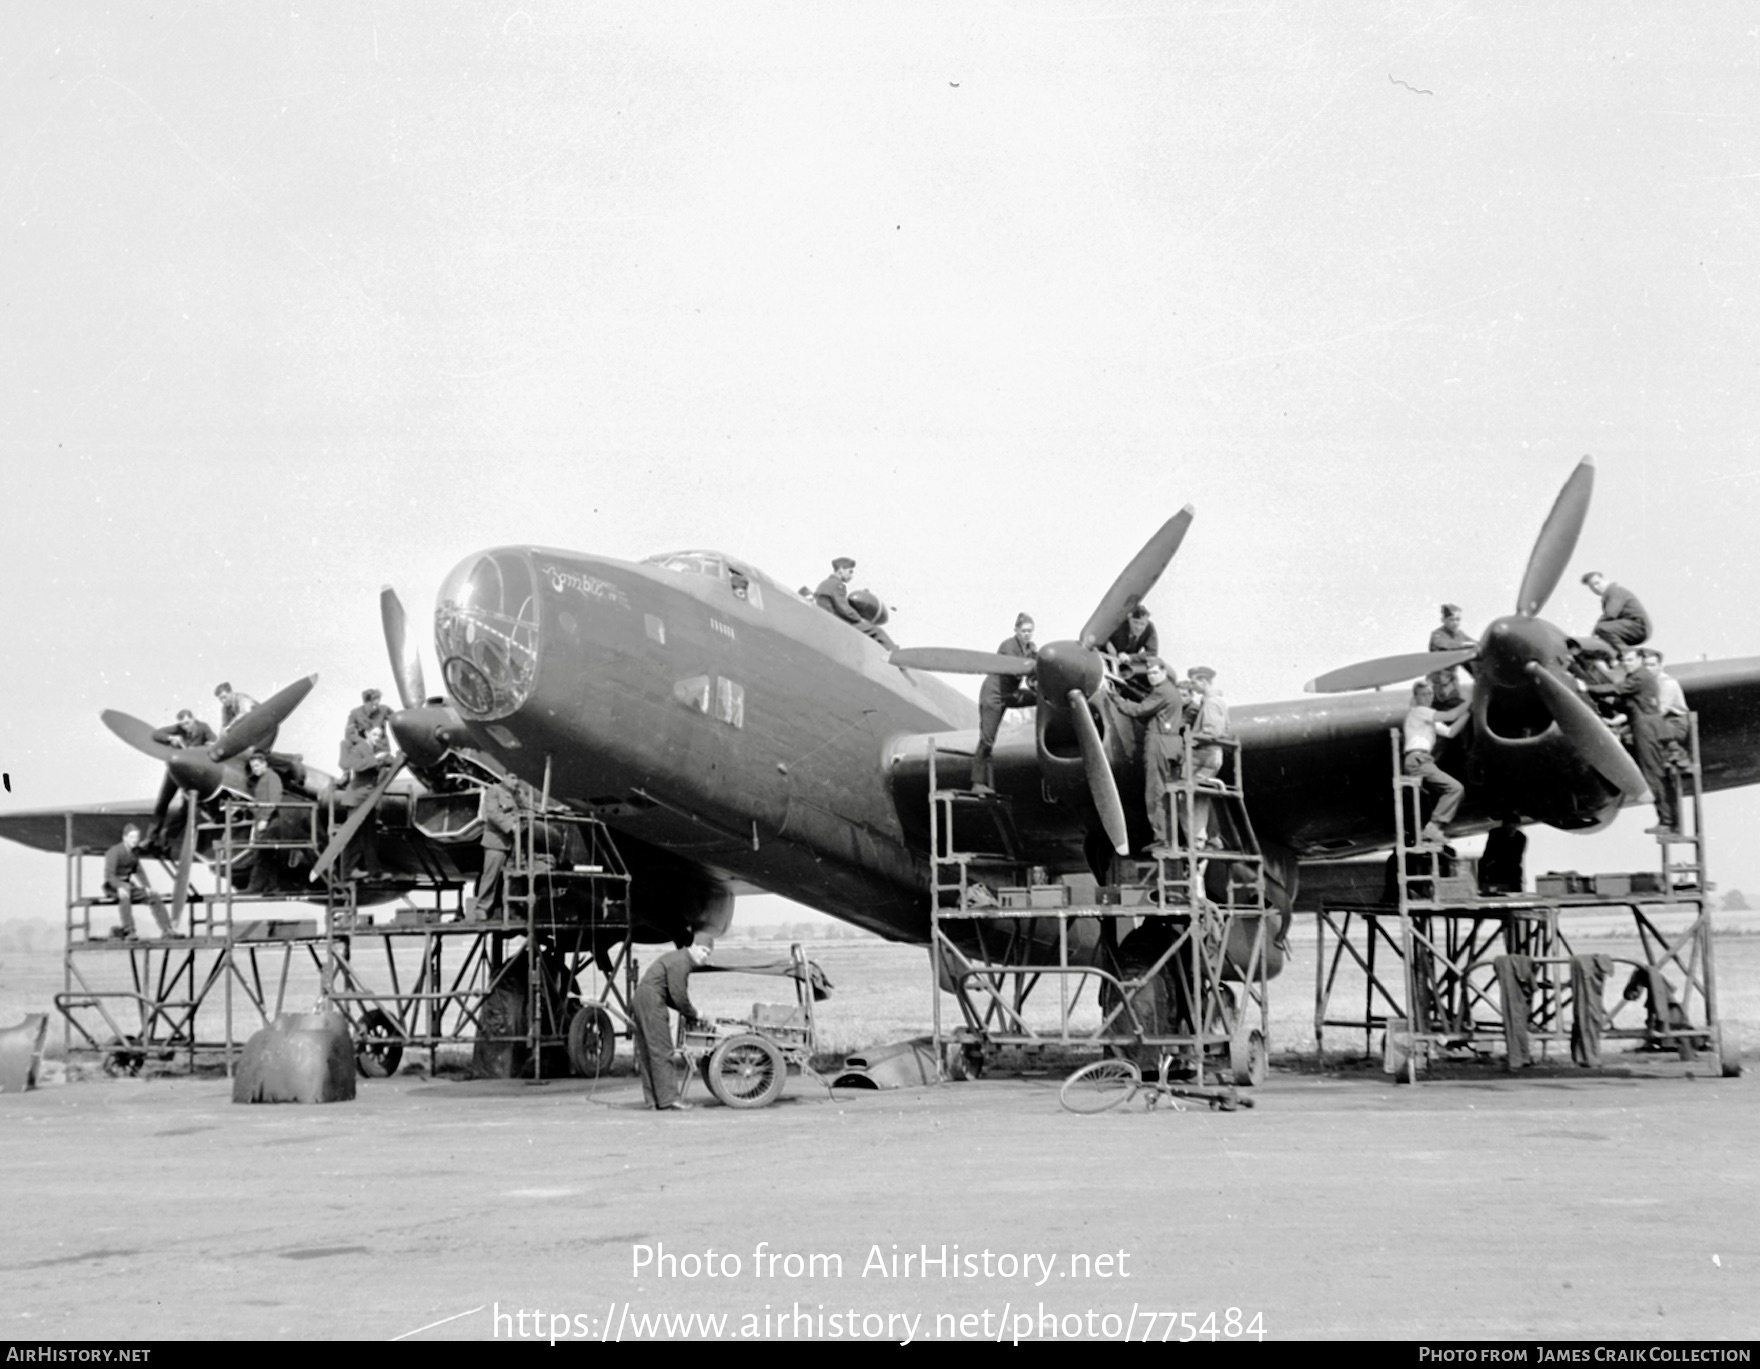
[1060,1056,1254,1114]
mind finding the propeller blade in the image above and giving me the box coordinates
[212,674,318,762]
[1526,663,1651,802]
[888,647,1037,676]
[382,586,427,709]
[1066,689,1130,855]
[310,758,406,882]
[1078,507,1194,650]
[101,711,180,764]
[1516,457,1595,618]
[1304,647,1480,694]
[171,793,198,927]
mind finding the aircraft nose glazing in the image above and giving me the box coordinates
[435,550,542,722]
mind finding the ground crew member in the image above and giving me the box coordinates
[345,689,393,746]
[1110,658,1186,852]
[813,557,897,650]
[972,614,1037,794]
[1643,647,1693,770]
[144,710,219,851]
[215,682,275,753]
[1479,817,1527,894]
[1106,605,1159,691]
[1427,604,1477,708]
[240,754,291,893]
[1591,648,1676,834]
[630,936,713,1111]
[1578,572,1651,663]
[103,825,174,939]
[467,779,521,920]
[1186,665,1229,847]
[1403,680,1467,843]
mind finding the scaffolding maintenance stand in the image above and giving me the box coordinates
[1315,720,1736,1083]
[58,798,348,1075]
[320,776,633,1082]
[58,770,635,1083]
[928,730,1275,1092]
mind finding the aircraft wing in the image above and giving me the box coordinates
[0,801,158,854]
[1673,657,1760,793]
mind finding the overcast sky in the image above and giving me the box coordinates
[3,3,1758,926]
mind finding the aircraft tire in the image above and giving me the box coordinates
[565,1004,617,1077]
[707,1033,786,1109]
[355,1009,405,1079]
[1229,1027,1267,1087]
[1108,926,1173,1071]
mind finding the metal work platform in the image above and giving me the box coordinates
[927,731,1275,1088]
[59,800,347,1072]
[1315,722,1733,1082]
[320,804,631,1080]
[58,784,634,1081]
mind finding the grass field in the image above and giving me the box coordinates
[5,908,1755,1070]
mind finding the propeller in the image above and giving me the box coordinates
[889,647,1043,675]
[382,585,472,769]
[1079,507,1194,649]
[1305,647,1478,696]
[1304,457,1596,695]
[889,508,1196,855]
[1065,689,1130,853]
[309,756,408,882]
[1526,663,1650,802]
[102,712,181,764]
[211,675,319,761]
[170,794,198,927]
[1516,457,1594,618]
[382,585,427,709]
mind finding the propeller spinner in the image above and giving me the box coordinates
[891,507,1194,854]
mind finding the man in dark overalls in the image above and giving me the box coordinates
[1110,658,1187,853]
[631,937,712,1111]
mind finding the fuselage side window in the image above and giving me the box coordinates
[715,678,745,729]
[673,675,710,713]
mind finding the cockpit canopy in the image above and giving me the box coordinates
[643,549,775,608]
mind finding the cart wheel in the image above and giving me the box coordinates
[566,1004,616,1077]
[1713,1024,1744,1078]
[356,1009,404,1078]
[1059,1059,1141,1114]
[706,1033,786,1109]
[1229,1027,1267,1087]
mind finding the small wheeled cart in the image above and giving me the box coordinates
[677,943,831,1108]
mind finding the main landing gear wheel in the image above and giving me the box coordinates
[1060,1059,1141,1114]
[566,1004,617,1077]
[944,1043,985,1081]
[706,1033,786,1109]
[355,1008,405,1078]
[1229,1027,1267,1087]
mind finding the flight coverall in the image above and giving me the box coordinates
[1593,666,1675,830]
[1112,679,1187,849]
[631,948,702,1109]
[469,784,521,919]
[1585,584,1651,659]
[973,635,1036,791]
[103,841,172,938]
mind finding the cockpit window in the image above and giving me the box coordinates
[646,551,726,579]
[647,550,764,609]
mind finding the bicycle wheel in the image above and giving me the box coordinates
[1060,1059,1141,1114]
